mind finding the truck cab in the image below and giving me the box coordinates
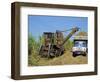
[72,36,88,57]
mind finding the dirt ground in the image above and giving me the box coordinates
[28,50,88,66]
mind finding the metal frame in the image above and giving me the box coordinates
[11,2,98,80]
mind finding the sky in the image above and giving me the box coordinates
[28,15,88,40]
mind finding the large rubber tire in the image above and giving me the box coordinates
[73,53,77,57]
[39,45,48,57]
[82,53,87,56]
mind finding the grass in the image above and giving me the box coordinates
[28,50,87,66]
[28,31,88,66]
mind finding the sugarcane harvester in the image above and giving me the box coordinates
[39,27,79,58]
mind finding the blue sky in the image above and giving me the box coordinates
[28,15,88,40]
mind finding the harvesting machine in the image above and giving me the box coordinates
[39,27,79,58]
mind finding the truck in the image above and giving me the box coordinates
[72,36,88,57]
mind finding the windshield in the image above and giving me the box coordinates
[74,41,87,47]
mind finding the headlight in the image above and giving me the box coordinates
[72,47,77,51]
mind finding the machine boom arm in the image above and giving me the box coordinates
[60,27,79,46]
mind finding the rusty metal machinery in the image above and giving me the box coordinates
[39,27,79,58]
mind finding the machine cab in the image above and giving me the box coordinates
[44,32,54,46]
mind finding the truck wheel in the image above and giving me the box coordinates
[73,53,76,57]
[82,53,86,56]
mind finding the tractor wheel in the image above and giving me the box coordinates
[55,49,62,57]
[42,51,49,57]
[39,45,46,57]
